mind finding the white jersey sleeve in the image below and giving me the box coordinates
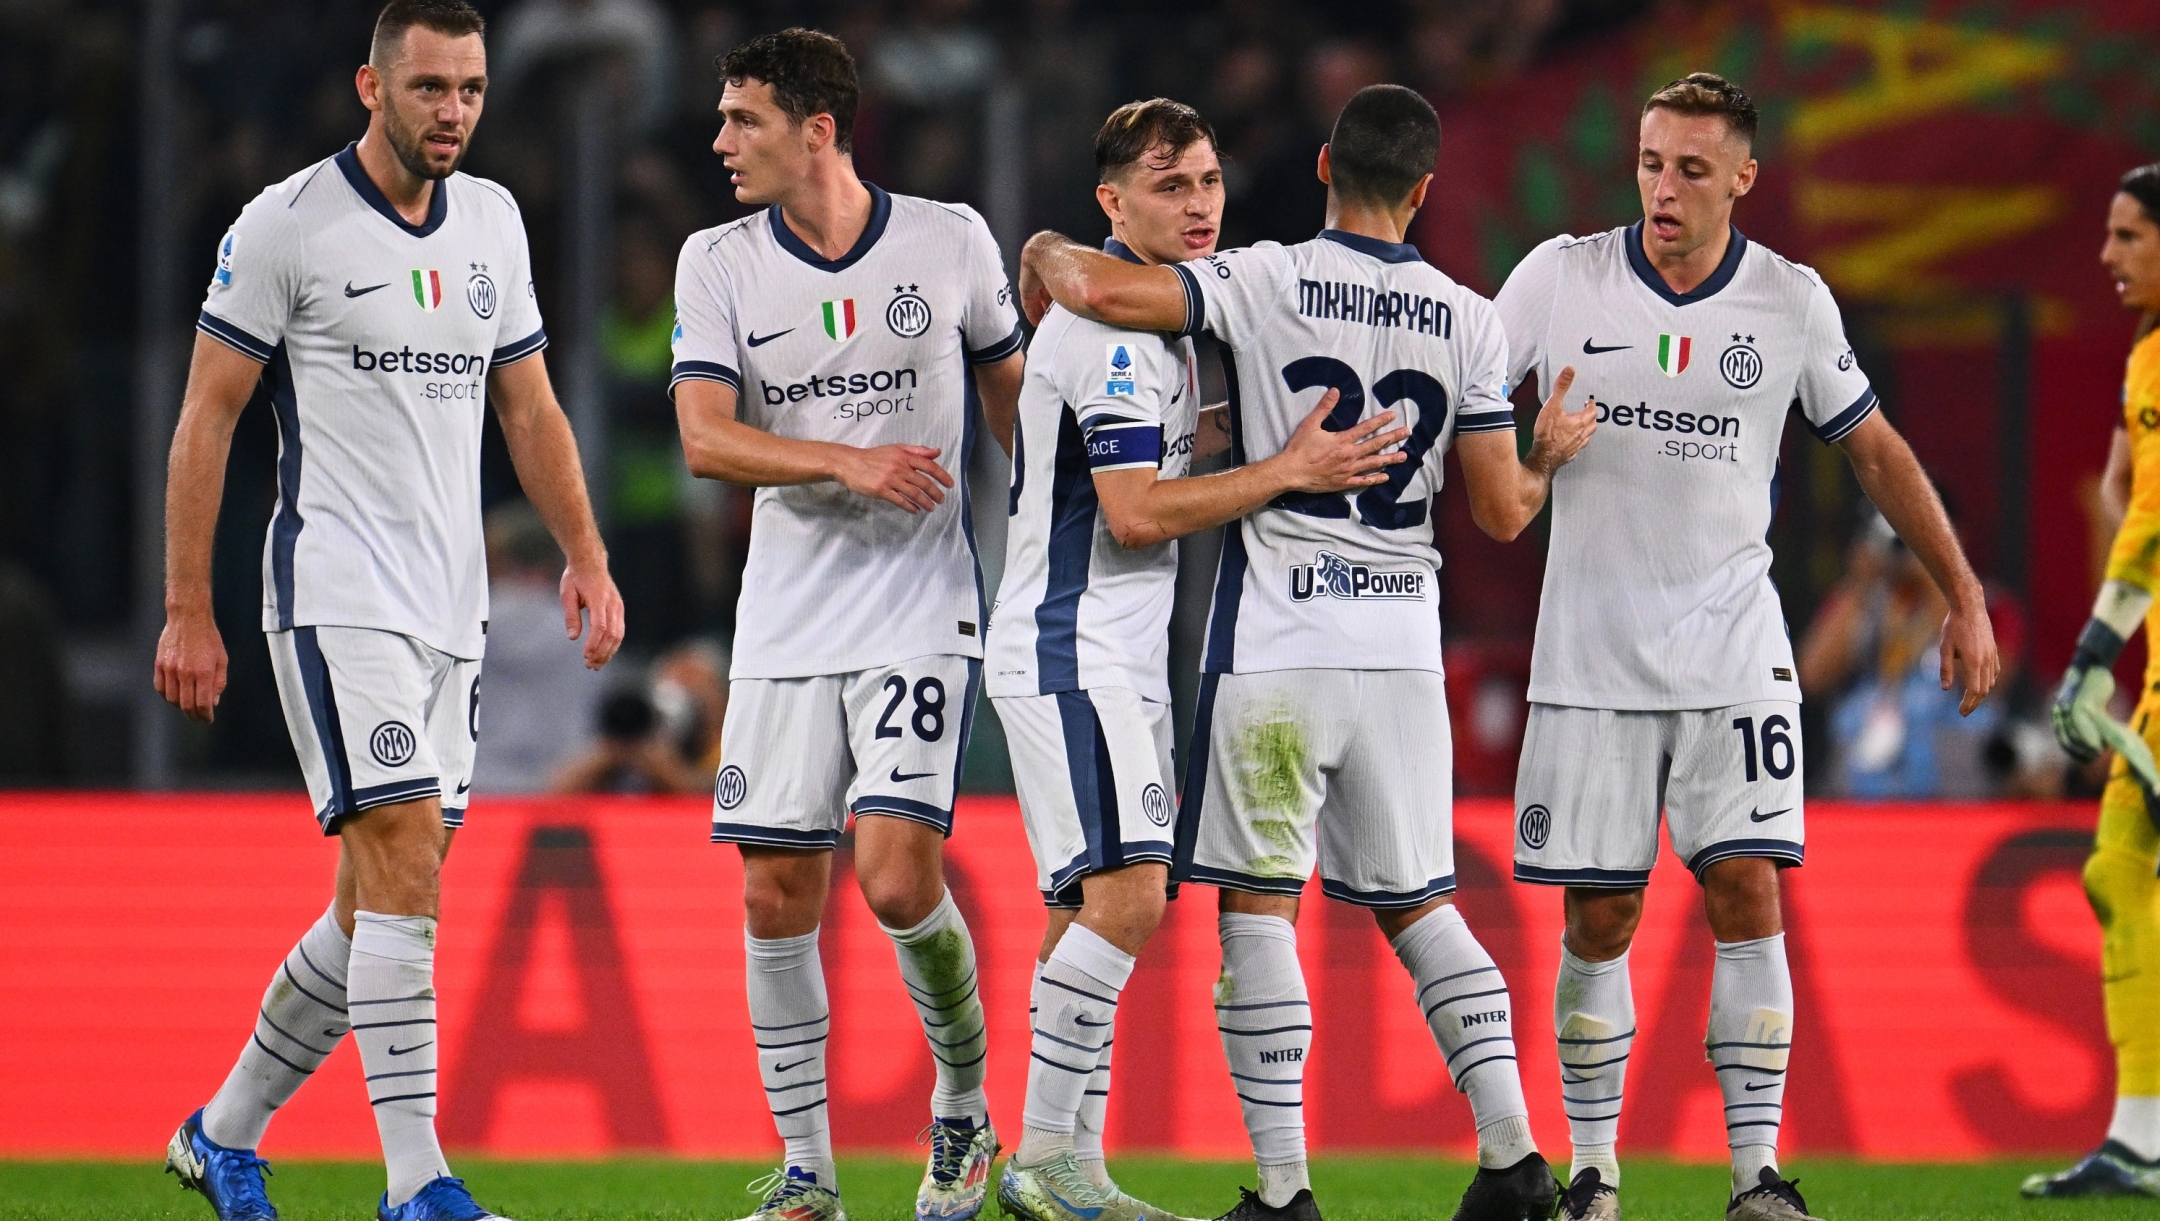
[1494,235,1568,395]
[955,206,1023,363]
[1062,332,1175,471]
[492,207,547,365]
[1793,271,1877,443]
[1171,242,1295,348]
[669,232,744,395]
[198,192,305,362]
[1453,296,1516,435]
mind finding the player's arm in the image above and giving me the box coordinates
[1193,404,1233,461]
[974,351,1024,457]
[1095,391,1408,550]
[2102,425,2133,539]
[490,353,624,669]
[2054,421,2160,758]
[1453,367,1594,542]
[674,379,956,512]
[152,334,265,722]
[1019,232,1189,332]
[1836,411,1997,714]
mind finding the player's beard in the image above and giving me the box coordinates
[383,102,467,181]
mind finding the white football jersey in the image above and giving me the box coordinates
[988,240,1199,701]
[199,144,547,660]
[1168,231,1516,675]
[672,186,1023,680]
[1495,223,1877,710]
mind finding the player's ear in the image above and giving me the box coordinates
[1315,143,1333,186]
[356,63,383,113]
[804,111,836,156]
[1095,180,1122,227]
[1405,173,1434,212]
[1732,154,1758,199]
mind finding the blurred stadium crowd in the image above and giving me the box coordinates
[0,0,2113,800]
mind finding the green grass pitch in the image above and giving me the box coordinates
[0,1155,2145,1221]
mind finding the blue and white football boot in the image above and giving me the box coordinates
[2021,1141,2160,1198]
[165,1107,278,1221]
[377,1176,518,1221]
[915,1117,997,1221]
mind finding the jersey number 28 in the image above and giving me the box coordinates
[1269,357,1451,530]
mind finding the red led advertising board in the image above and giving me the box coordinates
[0,794,2113,1160]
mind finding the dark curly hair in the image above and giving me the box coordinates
[719,28,859,155]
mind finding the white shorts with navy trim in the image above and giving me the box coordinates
[268,625,481,834]
[711,655,982,848]
[1174,668,1456,909]
[998,686,1176,908]
[1512,700,1805,887]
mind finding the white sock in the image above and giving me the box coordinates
[1017,925,1134,1167]
[883,891,991,1125]
[2109,1096,2160,1162]
[1709,934,1792,1195]
[1390,904,1534,1169]
[1216,913,1310,1206]
[1058,952,1115,1186]
[202,903,352,1150]
[1555,943,1634,1188]
[748,929,836,1191]
[349,912,450,1207]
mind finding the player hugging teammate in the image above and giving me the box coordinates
[160,6,2009,1219]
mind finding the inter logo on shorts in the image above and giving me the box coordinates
[411,269,444,312]
[370,721,417,767]
[821,299,857,341]
[715,764,748,810]
[1656,333,1691,377]
[1141,783,1172,828]
[1518,804,1551,850]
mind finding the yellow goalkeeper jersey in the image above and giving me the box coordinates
[2109,329,2160,685]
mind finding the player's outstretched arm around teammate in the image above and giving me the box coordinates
[489,354,624,669]
[1019,232,1186,331]
[1835,412,1997,714]
[1453,366,1595,542]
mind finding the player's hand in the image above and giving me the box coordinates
[1017,255,1052,327]
[2052,662,2107,761]
[1939,597,1998,716]
[561,560,625,670]
[1275,390,1408,493]
[1526,366,1595,476]
[154,604,228,723]
[834,443,955,512]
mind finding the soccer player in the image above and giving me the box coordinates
[1492,74,1996,1221]
[670,29,1021,1221]
[153,3,625,1219]
[2034,161,2160,1198]
[989,98,1410,1221]
[1021,84,1594,1221]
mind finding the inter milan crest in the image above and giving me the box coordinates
[886,285,932,338]
[1721,334,1762,389]
[466,270,497,320]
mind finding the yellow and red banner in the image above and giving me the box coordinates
[0,794,2114,1159]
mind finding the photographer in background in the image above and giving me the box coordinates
[549,638,728,793]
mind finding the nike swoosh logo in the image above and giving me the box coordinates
[1044,1187,1103,1220]
[455,780,471,795]
[1748,807,1791,823]
[747,328,794,347]
[1074,1016,1112,1027]
[774,1057,816,1073]
[344,281,389,298]
[1582,339,1630,354]
[324,1028,344,1038]
[1743,1080,1780,1092]
[386,1041,434,1057]
[890,768,936,783]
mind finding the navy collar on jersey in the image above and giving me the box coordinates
[1104,237,1145,265]
[334,142,448,239]
[1318,228,1422,264]
[769,182,891,273]
[1626,220,1748,307]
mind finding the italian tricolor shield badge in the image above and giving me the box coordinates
[411,269,443,312]
[821,299,857,341]
[1656,333,1691,377]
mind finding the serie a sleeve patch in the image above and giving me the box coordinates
[1105,342,1145,396]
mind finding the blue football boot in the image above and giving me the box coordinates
[378,1175,518,1221]
[164,1108,278,1221]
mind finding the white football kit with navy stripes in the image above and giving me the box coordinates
[987,238,1198,903]
[1497,223,1875,886]
[1161,230,1517,907]
[198,143,548,828]
[671,185,1022,844]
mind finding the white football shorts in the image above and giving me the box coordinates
[1512,700,1806,887]
[997,686,1176,908]
[1175,668,1457,909]
[711,654,982,847]
[267,625,481,833]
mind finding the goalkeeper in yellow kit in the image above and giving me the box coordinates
[2039,162,2160,1198]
